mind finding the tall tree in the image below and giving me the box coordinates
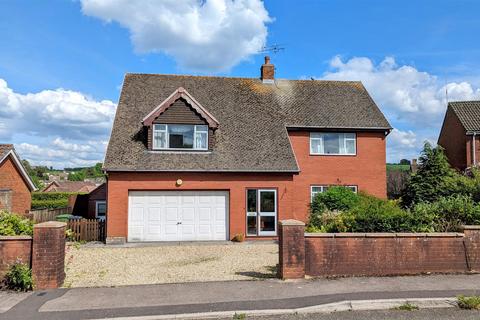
[402,142,457,207]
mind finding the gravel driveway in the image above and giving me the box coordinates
[64,242,278,288]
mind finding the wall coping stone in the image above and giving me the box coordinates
[462,225,480,230]
[305,232,465,238]
[279,219,305,226]
[34,221,67,229]
[0,235,32,240]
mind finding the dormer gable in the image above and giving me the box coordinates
[142,87,219,128]
[142,88,219,151]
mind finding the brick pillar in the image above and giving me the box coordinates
[278,219,305,279]
[463,225,480,272]
[32,221,66,290]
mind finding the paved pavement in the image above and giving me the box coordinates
[1,274,480,320]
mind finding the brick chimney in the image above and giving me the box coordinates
[261,56,274,83]
[411,159,418,173]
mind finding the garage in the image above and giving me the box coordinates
[128,191,229,242]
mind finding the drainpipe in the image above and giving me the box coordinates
[473,133,477,167]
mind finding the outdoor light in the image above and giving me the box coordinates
[176,179,183,186]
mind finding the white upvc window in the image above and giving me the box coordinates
[310,185,358,201]
[95,201,106,220]
[310,132,356,155]
[152,124,208,150]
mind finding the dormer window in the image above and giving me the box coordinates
[153,124,208,150]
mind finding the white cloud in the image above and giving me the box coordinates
[16,139,107,169]
[0,78,116,168]
[320,56,480,162]
[80,0,272,72]
[0,78,115,140]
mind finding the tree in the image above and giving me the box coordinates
[68,171,86,181]
[399,159,411,165]
[402,142,458,207]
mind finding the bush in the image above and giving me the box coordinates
[3,262,33,291]
[0,211,34,236]
[413,195,480,232]
[31,192,85,209]
[311,186,359,212]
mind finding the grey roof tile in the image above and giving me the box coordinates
[449,101,480,132]
[104,74,391,172]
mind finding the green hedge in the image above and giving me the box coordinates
[31,192,86,209]
[307,187,480,233]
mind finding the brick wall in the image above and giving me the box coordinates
[0,156,32,214]
[278,220,480,279]
[0,236,32,279]
[438,107,468,170]
[31,221,66,289]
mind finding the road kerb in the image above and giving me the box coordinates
[88,297,459,320]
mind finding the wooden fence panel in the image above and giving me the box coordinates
[29,207,71,223]
[67,219,106,242]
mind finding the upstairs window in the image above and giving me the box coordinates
[310,132,356,155]
[153,124,208,150]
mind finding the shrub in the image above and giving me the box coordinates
[402,142,459,207]
[412,195,480,232]
[457,295,480,310]
[311,186,359,212]
[306,210,354,233]
[0,211,34,236]
[3,262,33,291]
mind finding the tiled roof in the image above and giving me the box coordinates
[43,181,97,193]
[104,74,391,172]
[449,101,480,132]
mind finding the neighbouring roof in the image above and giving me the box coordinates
[449,101,480,132]
[42,181,97,193]
[0,144,37,191]
[104,74,391,172]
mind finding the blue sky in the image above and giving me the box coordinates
[1,0,479,168]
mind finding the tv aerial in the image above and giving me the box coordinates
[258,44,285,55]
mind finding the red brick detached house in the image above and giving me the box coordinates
[103,58,391,244]
[0,144,37,214]
[438,101,480,171]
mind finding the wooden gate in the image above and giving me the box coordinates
[67,219,106,242]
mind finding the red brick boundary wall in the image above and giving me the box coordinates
[32,221,66,289]
[0,221,66,290]
[278,220,480,279]
[0,236,32,279]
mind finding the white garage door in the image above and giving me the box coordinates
[128,191,228,242]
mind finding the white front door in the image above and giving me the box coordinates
[128,191,228,242]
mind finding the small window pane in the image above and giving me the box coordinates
[168,125,194,148]
[260,216,275,232]
[310,139,322,154]
[97,202,106,216]
[195,132,207,149]
[260,191,275,212]
[247,189,257,212]
[195,125,208,132]
[346,139,355,154]
[247,216,257,235]
[323,133,340,154]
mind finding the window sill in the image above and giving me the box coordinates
[148,150,212,154]
[310,153,357,156]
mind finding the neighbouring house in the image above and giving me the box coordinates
[438,101,480,171]
[103,57,391,244]
[69,183,107,220]
[42,180,97,193]
[0,144,37,214]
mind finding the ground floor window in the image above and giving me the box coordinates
[310,185,358,201]
[246,189,277,236]
[96,201,106,220]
